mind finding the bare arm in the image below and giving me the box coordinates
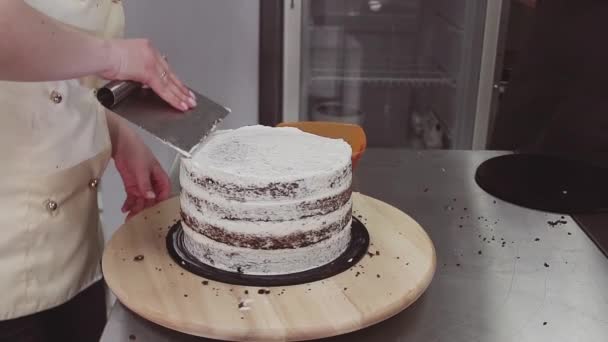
[0,0,113,81]
[106,110,171,218]
[0,0,195,110]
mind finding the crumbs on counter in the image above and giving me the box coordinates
[202,281,209,285]
[544,263,550,268]
[548,219,568,227]
[535,238,540,242]
[133,255,144,262]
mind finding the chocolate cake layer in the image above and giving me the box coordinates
[183,187,352,222]
[180,208,352,250]
[182,162,351,202]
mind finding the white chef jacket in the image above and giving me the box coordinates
[0,0,124,320]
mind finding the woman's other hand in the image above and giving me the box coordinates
[112,121,171,220]
[101,39,196,112]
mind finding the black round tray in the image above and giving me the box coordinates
[475,153,608,214]
[166,218,370,287]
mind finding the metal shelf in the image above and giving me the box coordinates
[310,65,455,87]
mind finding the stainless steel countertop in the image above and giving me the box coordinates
[101,150,608,342]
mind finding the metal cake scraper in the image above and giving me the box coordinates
[97,80,230,158]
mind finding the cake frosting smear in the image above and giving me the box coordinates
[179,125,353,275]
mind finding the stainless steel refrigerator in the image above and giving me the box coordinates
[259,0,507,150]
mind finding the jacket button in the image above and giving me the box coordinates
[46,200,58,212]
[89,178,100,189]
[50,90,63,104]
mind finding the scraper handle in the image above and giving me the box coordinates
[97,80,142,108]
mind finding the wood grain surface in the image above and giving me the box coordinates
[102,193,436,341]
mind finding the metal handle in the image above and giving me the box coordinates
[96,80,142,108]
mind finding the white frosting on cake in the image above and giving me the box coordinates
[181,191,352,236]
[182,220,352,275]
[179,125,353,275]
[180,165,351,221]
[181,125,352,201]
[191,125,351,181]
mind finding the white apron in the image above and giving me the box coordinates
[0,0,124,320]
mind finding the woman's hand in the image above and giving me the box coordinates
[108,112,171,220]
[101,39,196,112]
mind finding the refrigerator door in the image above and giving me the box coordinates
[278,0,503,149]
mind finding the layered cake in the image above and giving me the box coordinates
[179,125,353,275]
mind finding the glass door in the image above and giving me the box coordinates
[283,0,497,149]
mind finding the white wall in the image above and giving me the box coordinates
[101,0,260,241]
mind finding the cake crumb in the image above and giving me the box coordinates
[244,290,249,295]
[202,281,209,286]
[544,262,550,268]
[375,251,380,256]
[376,274,381,278]
[133,255,144,262]
[183,294,188,298]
